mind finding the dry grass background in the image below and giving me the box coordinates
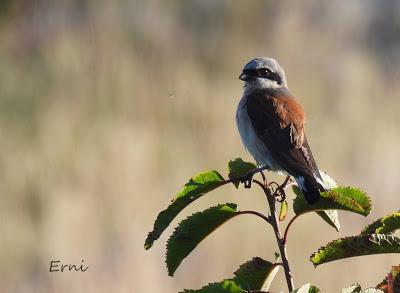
[1,1,400,292]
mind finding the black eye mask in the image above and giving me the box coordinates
[242,68,282,85]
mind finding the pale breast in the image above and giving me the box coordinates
[236,95,281,170]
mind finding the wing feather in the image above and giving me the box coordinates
[245,91,321,180]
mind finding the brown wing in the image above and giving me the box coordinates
[245,90,322,180]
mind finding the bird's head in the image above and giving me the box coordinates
[239,57,288,93]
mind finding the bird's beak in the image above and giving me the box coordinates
[239,72,247,81]
[239,72,254,81]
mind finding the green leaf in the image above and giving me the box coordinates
[181,257,279,293]
[361,212,400,235]
[293,185,371,231]
[293,186,340,231]
[262,264,280,291]
[228,158,257,188]
[311,286,321,293]
[291,283,320,293]
[233,257,279,291]
[300,171,340,231]
[293,186,371,216]
[311,234,400,267]
[321,187,371,216]
[376,265,400,293]
[144,170,226,249]
[279,200,288,221]
[166,203,239,276]
[181,280,246,293]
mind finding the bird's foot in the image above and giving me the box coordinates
[240,173,253,188]
[240,166,268,188]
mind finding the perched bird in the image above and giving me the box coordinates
[236,57,326,204]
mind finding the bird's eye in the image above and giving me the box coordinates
[258,68,270,77]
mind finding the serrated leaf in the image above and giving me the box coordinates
[305,172,340,231]
[233,257,279,291]
[322,187,371,216]
[311,234,400,267]
[144,170,226,249]
[293,186,371,227]
[376,265,400,293]
[228,158,257,188]
[166,203,239,276]
[182,257,278,293]
[293,186,340,231]
[293,186,371,216]
[181,279,246,293]
[279,200,288,221]
[361,212,400,235]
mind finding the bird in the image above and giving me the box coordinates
[236,57,326,204]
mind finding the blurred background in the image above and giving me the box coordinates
[1,0,400,292]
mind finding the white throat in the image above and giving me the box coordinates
[243,78,288,95]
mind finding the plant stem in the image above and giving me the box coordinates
[283,214,301,245]
[236,172,295,291]
[237,210,271,224]
[264,183,294,292]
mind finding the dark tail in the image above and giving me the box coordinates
[294,174,326,204]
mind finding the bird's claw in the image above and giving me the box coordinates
[243,179,252,188]
[240,171,254,188]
